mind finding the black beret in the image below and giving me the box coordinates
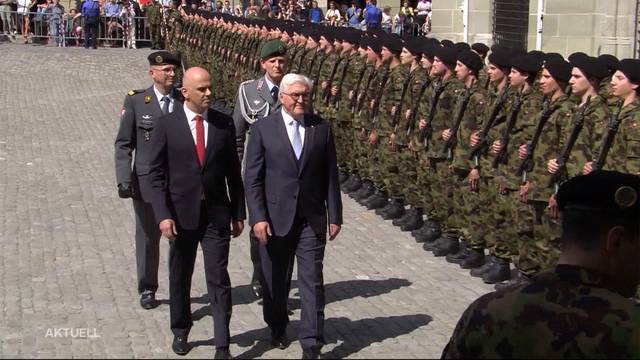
[440,39,454,48]
[457,50,483,72]
[572,56,609,81]
[260,39,288,60]
[421,42,438,60]
[511,54,542,75]
[617,59,640,84]
[557,170,640,221]
[543,52,565,64]
[453,42,471,53]
[488,49,511,68]
[568,51,588,64]
[148,51,181,66]
[364,36,382,53]
[544,58,572,83]
[597,54,619,74]
[403,37,423,56]
[382,35,403,54]
[471,42,489,56]
[435,46,457,67]
[320,31,335,43]
[528,50,546,63]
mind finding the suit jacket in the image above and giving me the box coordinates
[140,105,246,230]
[244,111,342,237]
[232,76,281,162]
[114,86,170,201]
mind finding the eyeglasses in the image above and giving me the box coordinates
[282,92,311,100]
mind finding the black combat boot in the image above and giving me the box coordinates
[445,240,469,264]
[412,220,441,243]
[400,207,423,232]
[343,173,362,193]
[354,181,374,201]
[339,169,350,184]
[482,257,511,284]
[423,234,448,251]
[433,236,460,257]
[460,248,485,269]
[392,207,414,227]
[380,199,405,220]
[470,255,495,277]
[494,270,533,291]
[365,190,388,210]
[375,200,395,216]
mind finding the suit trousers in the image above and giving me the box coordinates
[259,218,326,349]
[169,203,232,348]
[133,200,162,294]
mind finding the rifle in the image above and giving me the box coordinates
[444,86,473,158]
[331,54,352,107]
[467,87,509,160]
[322,55,342,106]
[593,99,625,171]
[418,80,445,148]
[392,75,413,129]
[406,78,431,137]
[370,68,390,122]
[547,96,592,187]
[355,68,378,113]
[515,99,557,177]
[491,93,523,168]
[349,64,368,111]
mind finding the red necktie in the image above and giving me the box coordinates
[194,114,205,167]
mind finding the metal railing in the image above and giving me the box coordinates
[0,10,159,48]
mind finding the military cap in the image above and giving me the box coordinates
[366,36,383,53]
[341,31,361,45]
[423,37,441,46]
[543,52,565,64]
[381,35,403,54]
[617,59,640,85]
[567,51,589,64]
[511,54,542,75]
[434,46,457,67]
[544,58,572,83]
[597,54,619,75]
[528,50,546,63]
[453,42,471,53]
[557,170,640,220]
[572,56,609,81]
[457,50,483,72]
[440,39,454,48]
[488,49,511,69]
[147,51,181,66]
[260,39,287,60]
[471,42,489,56]
[403,37,423,56]
[320,31,335,43]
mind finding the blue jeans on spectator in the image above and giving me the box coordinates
[84,16,98,48]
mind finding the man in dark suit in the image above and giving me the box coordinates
[244,73,343,359]
[140,67,245,359]
[114,51,180,310]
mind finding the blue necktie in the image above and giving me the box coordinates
[271,86,279,103]
[161,95,170,115]
[292,121,302,160]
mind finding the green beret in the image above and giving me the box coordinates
[260,40,287,60]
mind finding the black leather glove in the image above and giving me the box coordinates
[118,183,134,199]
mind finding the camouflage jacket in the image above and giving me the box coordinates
[399,69,431,145]
[616,99,640,175]
[375,63,409,137]
[363,62,390,131]
[450,81,489,170]
[442,265,640,359]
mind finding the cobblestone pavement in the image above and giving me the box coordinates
[0,43,494,359]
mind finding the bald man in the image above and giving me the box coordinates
[140,67,245,358]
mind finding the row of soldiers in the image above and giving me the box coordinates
[165,9,640,289]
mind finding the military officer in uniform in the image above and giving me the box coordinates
[233,39,288,299]
[114,51,181,309]
[442,170,640,359]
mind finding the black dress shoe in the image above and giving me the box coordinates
[302,346,321,359]
[252,283,262,298]
[270,332,290,350]
[172,336,190,356]
[214,347,232,359]
[140,291,158,310]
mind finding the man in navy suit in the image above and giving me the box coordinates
[244,73,343,359]
[140,67,245,359]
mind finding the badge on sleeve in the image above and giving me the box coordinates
[144,96,152,104]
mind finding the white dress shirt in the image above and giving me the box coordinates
[282,108,305,150]
[184,103,209,148]
[265,76,278,95]
[154,85,175,114]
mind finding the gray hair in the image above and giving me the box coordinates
[280,73,312,94]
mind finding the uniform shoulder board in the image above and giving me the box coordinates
[239,79,254,88]
[127,89,144,96]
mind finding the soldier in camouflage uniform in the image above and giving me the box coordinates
[611,59,640,177]
[414,47,464,253]
[313,31,340,116]
[144,0,163,49]
[442,170,640,359]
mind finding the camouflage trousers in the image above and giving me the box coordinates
[414,153,436,217]
[440,166,469,239]
[514,199,562,276]
[462,176,496,250]
[334,122,351,167]
[383,146,416,202]
[485,185,520,261]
